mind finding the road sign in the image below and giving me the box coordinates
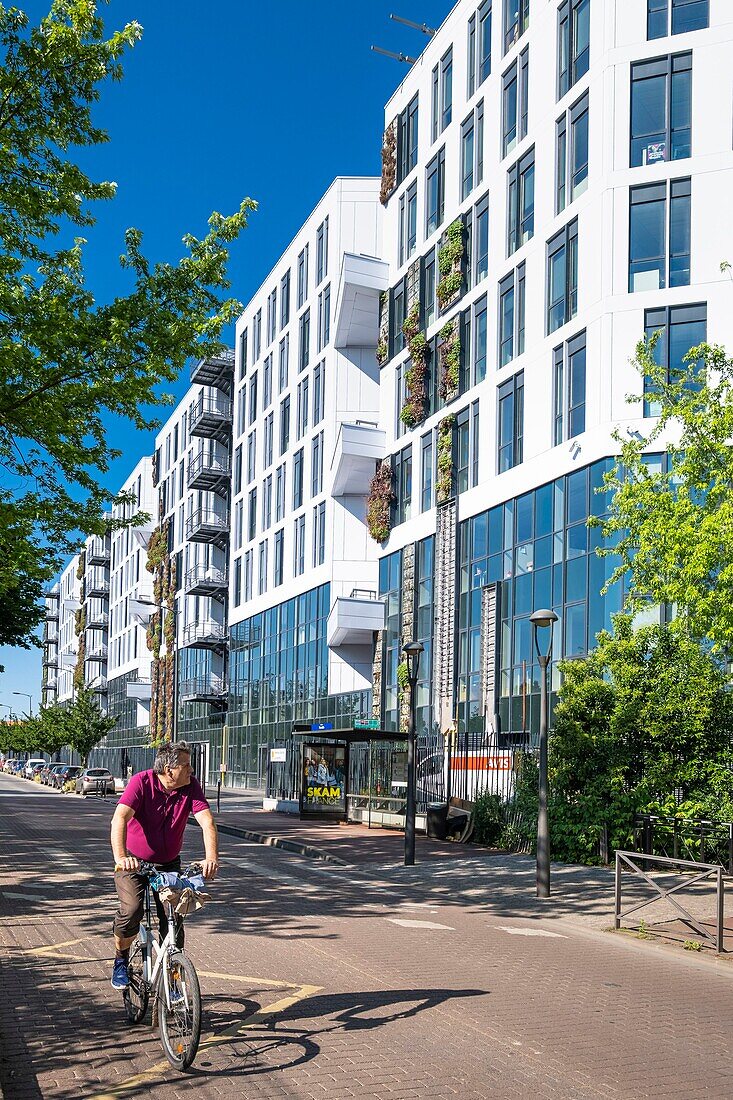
[354,718,379,730]
[311,722,334,731]
[270,747,287,763]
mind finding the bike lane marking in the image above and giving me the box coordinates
[89,977,322,1099]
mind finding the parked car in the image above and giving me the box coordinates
[44,764,67,785]
[11,760,25,775]
[2,759,17,773]
[74,767,115,796]
[24,758,47,779]
[51,765,83,790]
[30,763,46,781]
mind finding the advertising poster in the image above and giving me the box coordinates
[301,742,347,818]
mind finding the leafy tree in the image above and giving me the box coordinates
[593,338,733,652]
[503,617,733,864]
[0,1,255,647]
[64,687,116,764]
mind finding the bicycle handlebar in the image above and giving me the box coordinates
[115,859,204,879]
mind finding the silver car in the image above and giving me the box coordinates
[75,767,115,795]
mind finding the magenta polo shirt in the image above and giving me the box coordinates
[119,769,209,864]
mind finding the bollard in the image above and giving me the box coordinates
[217,778,221,814]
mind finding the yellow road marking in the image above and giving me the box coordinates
[19,938,89,960]
[198,969,305,987]
[90,980,322,1099]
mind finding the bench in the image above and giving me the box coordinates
[445,796,474,843]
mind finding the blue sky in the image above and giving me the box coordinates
[0,0,451,713]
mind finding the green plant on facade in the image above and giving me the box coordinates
[439,320,460,401]
[145,519,176,746]
[436,220,465,310]
[377,337,388,366]
[380,121,397,205]
[396,659,410,733]
[436,415,455,503]
[366,460,395,543]
[76,551,86,581]
[400,303,429,429]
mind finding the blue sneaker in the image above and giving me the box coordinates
[111,957,129,990]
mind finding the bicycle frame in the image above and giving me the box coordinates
[137,879,188,1011]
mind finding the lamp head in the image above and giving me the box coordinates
[402,640,425,659]
[529,609,558,630]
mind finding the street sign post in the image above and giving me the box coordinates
[354,718,379,730]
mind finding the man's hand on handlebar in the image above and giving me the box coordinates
[115,856,140,873]
[200,858,219,881]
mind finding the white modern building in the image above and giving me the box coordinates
[55,555,81,707]
[369,0,732,794]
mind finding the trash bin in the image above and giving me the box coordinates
[426,802,448,840]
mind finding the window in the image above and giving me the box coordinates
[248,371,258,426]
[280,270,290,328]
[556,91,589,213]
[293,514,306,577]
[263,474,272,530]
[547,218,578,333]
[498,262,526,366]
[461,101,484,200]
[558,0,590,100]
[399,181,418,264]
[313,361,324,425]
[504,0,529,54]
[234,499,243,551]
[456,406,471,494]
[497,371,524,472]
[474,192,490,284]
[243,550,252,603]
[423,247,437,329]
[425,148,446,237]
[275,464,286,521]
[432,47,453,141]
[468,1,492,96]
[279,396,290,455]
[233,444,242,496]
[274,529,284,586]
[644,303,706,416]
[421,431,433,511]
[267,288,277,345]
[238,327,248,382]
[648,0,708,39]
[263,412,274,468]
[247,488,257,542]
[278,335,289,392]
[297,246,309,309]
[553,330,586,444]
[629,177,690,292]
[393,445,413,525]
[502,48,529,158]
[391,277,406,358]
[316,217,329,284]
[311,432,323,497]
[262,353,273,410]
[258,540,268,596]
[233,555,242,607]
[473,294,488,383]
[506,147,535,256]
[299,309,310,372]
[630,52,691,166]
[297,377,310,439]
[246,430,256,483]
[292,448,304,509]
[317,286,330,352]
[397,95,419,184]
[313,502,326,567]
[253,309,262,362]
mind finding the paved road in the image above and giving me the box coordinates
[1,775,733,1099]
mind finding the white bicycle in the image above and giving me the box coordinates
[120,860,204,1070]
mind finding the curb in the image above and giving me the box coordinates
[194,819,352,867]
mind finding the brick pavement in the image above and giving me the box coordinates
[2,774,733,1098]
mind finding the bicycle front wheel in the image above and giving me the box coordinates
[123,941,149,1024]
[159,950,201,1070]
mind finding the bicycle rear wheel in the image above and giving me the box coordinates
[123,941,149,1024]
[159,950,201,1070]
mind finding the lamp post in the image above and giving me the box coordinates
[530,608,558,899]
[12,692,33,715]
[402,640,424,867]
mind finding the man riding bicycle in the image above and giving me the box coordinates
[110,741,219,990]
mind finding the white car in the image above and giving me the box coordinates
[24,758,47,779]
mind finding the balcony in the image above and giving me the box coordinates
[45,605,59,622]
[184,565,228,597]
[180,676,227,704]
[62,597,81,613]
[186,508,229,546]
[87,643,108,661]
[87,607,109,629]
[187,449,230,493]
[86,571,109,597]
[126,680,152,702]
[189,393,232,441]
[182,620,226,650]
[330,422,386,496]
[327,594,385,647]
[60,652,77,670]
[334,253,389,349]
[190,350,235,392]
[43,651,58,668]
[87,536,110,565]
[89,677,108,694]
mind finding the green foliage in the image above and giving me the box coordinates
[66,686,116,763]
[400,306,427,429]
[472,792,504,846]
[438,321,460,400]
[593,338,733,652]
[396,660,409,694]
[366,461,394,543]
[436,415,455,503]
[436,221,464,307]
[0,2,255,647]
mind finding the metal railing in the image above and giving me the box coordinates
[189,393,232,427]
[187,450,230,485]
[185,508,229,539]
[615,849,725,953]
[182,621,226,647]
[634,813,733,874]
[184,566,228,592]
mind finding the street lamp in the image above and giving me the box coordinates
[402,640,424,867]
[12,692,33,714]
[530,608,558,899]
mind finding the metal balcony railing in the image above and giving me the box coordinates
[189,393,233,439]
[87,537,110,565]
[86,644,108,661]
[86,571,110,596]
[180,676,227,702]
[184,566,228,596]
[87,609,109,628]
[42,651,58,668]
[187,449,231,491]
[45,607,59,621]
[185,508,229,544]
[182,621,226,649]
[190,350,235,390]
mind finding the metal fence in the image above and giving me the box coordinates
[634,813,733,874]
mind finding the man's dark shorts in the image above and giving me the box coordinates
[113,856,183,945]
